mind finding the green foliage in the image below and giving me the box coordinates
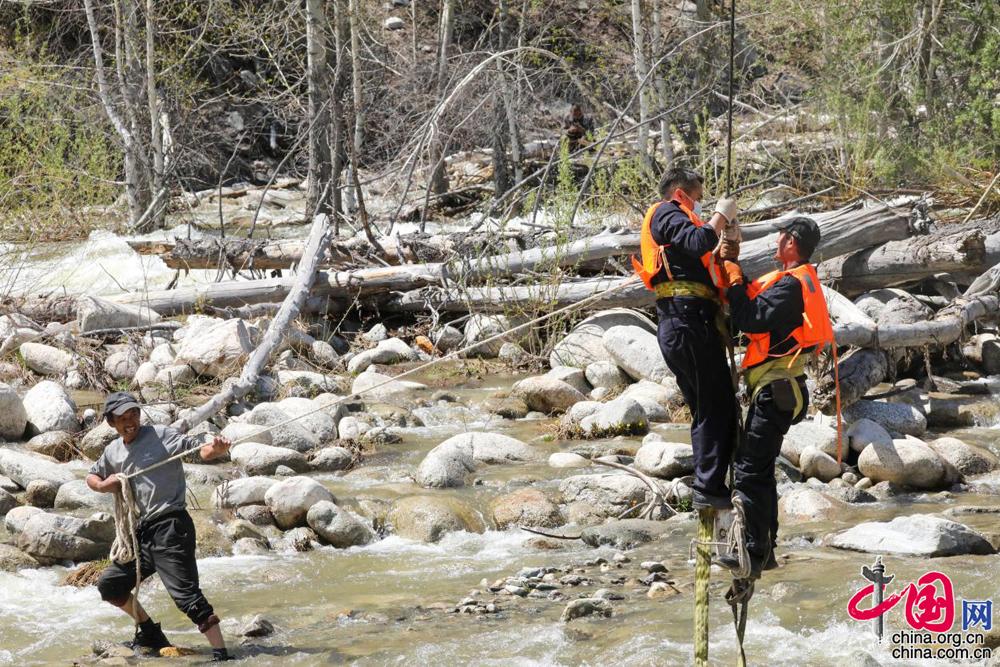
[0,49,121,241]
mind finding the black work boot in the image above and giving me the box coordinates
[129,619,172,653]
[716,553,763,580]
[762,549,779,571]
[691,489,733,510]
[212,648,235,661]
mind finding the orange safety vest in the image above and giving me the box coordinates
[630,192,726,294]
[742,263,834,369]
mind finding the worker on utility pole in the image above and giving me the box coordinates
[632,167,740,510]
[717,216,834,577]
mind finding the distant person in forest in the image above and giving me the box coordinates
[87,391,235,661]
[563,103,594,150]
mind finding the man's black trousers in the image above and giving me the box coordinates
[733,377,809,560]
[656,298,737,499]
[97,510,215,626]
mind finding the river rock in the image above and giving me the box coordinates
[26,431,76,461]
[19,342,74,377]
[561,401,602,429]
[498,342,529,365]
[104,349,142,382]
[134,362,158,387]
[174,317,253,378]
[361,323,388,344]
[220,422,271,447]
[276,397,338,443]
[23,381,79,436]
[559,473,651,523]
[490,488,563,529]
[235,504,276,526]
[0,314,41,358]
[857,437,946,489]
[846,418,893,454]
[778,487,844,523]
[155,364,197,387]
[579,398,648,437]
[512,375,586,414]
[276,370,344,395]
[337,415,372,440]
[602,326,670,383]
[247,403,318,452]
[845,399,927,437]
[80,422,119,459]
[799,446,842,482]
[829,515,995,557]
[78,296,160,333]
[927,437,999,477]
[264,476,335,529]
[306,500,374,548]
[387,495,485,542]
[0,543,38,572]
[561,598,612,622]
[211,476,278,509]
[351,369,427,401]
[5,505,42,533]
[431,325,463,353]
[963,333,1000,375]
[584,361,629,391]
[0,383,27,440]
[17,511,114,561]
[230,443,310,476]
[309,446,354,472]
[239,614,276,638]
[619,380,677,422]
[54,479,112,511]
[634,442,694,479]
[25,479,58,507]
[462,314,524,358]
[347,337,417,374]
[781,420,838,466]
[550,309,656,368]
[0,449,75,488]
[313,393,351,423]
[579,518,673,549]
[543,367,588,394]
[416,432,534,488]
[149,343,176,368]
[548,452,590,468]
[0,488,17,515]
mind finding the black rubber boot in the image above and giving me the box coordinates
[212,648,235,661]
[129,619,172,653]
[762,549,779,571]
[691,490,733,510]
[716,553,763,580]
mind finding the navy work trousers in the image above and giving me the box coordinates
[655,298,737,499]
[733,376,808,559]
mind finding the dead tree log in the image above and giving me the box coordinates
[172,213,334,432]
[819,227,986,296]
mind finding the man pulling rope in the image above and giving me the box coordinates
[86,392,234,661]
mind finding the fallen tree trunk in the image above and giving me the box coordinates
[818,227,986,297]
[172,213,334,432]
[814,263,1000,413]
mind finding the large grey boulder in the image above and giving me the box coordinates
[351,369,427,401]
[17,511,114,561]
[634,442,694,479]
[276,370,344,395]
[546,366,591,395]
[220,422,271,447]
[174,317,253,378]
[263,476,336,529]
[489,488,563,529]
[23,381,79,435]
[149,343,176,369]
[579,398,648,437]
[781,420,839,466]
[857,437,946,489]
[387,495,485,542]
[512,375,586,414]
[77,296,160,334]
[306,501,374,548]
[463,314,524,358]
[230,443,309,476]
[26,431,76,461]
[80,422,119,459]
[619,380,678,422]
[778,487,844,523]
[0,488,17,516]
[584,361,630,391]
[549,309,655,368]
[559,473,651,523]
[846,418,893,454]
[309,446,354,472]
[829,515,995,557]
[5,505,43,533]
[247,403,318,452]
[19,342,74,377]
[104,349,142,382]
[799,446,842,482]
[54,479,113,511]
[0,449,75,488]
[927,437,999,477]
[211,476,278,509]
[845,400,927,437]
[415,432,534,488]
[0,314,42,358]
[0,383,27,440]
[275,397,338,443]
[347,337,417,374]
[602,326,670,383]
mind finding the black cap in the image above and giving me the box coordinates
[773,215,821,259]
[103,391,141,418]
